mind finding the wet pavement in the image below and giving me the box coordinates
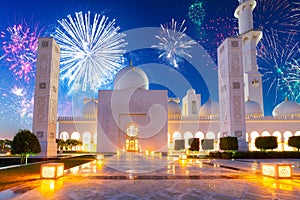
[1,152,300,200]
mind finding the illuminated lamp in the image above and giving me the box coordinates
[261,163,292,179]
[179,154,187,160]
[41,163,64,179]
[97,154,104,160]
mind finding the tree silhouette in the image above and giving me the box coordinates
[11,129,41,164]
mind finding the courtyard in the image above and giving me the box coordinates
[0,153,300,200]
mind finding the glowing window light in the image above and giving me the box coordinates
[261,163,292,179]
[41,163,64,179]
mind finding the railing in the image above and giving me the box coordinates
[245,115,300,120]
[57,114,300,121]
[57,115,97,121]
[167,114,219,120]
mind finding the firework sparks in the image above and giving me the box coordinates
[152,19,196,68]
[255,0,300,35]
[0,81,34,127]
[258,29,300,104]
[198,17,238,64]
[188,1,206,27]
[0,23,40,83]
[52,11,127,94]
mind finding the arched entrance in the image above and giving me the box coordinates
[125,124,139,152]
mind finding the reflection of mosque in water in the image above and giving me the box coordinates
[56,0,300,153]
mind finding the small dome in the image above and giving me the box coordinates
[187,88,196,95]
[114,63,149,90]
[245,99,262,116]
[168,99,181,115]
[199,98,219,116]
[82,100,98,116]
[272,98,300,116]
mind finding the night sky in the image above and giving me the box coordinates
[0,0,299,139]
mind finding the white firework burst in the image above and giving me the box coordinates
[53,11,127,94]
[152,18,196,67]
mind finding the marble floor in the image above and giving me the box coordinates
[1,153,300,200]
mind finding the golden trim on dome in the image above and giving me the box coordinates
[130,60,135,71]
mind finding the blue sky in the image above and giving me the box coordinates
[0,0,299,139]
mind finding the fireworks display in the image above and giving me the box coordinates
[52,11,127,94]
[0,0,299,138]
[0,23,40,83]
[198,17,238,64]
[151,19,196,68]
[252,0,300,105]
[254,0,300,35]
[188,1,206,27]
[0,79,34,128]
[258,29,300,104]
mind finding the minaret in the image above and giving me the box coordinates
[234,0,264,115]
[32,38,60,157]
[218,37,247,151]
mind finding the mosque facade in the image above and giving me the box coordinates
[42,0,300,155]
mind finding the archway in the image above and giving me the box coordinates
[60,132,69,141]
[184,132,193,149]
[261,131,270,136]
[283,131,293,151]
[250,131,259,151]
[82,132,91,151]
[71,132,80,140]
[272,131,282,151]
[125,123,139,152]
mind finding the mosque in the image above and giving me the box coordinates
[33,0,300,157]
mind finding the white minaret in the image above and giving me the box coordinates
[33,38,60,157]
[234,0,264,115]
[218,37,247,151]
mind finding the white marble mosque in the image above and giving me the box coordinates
[34,0,300,156]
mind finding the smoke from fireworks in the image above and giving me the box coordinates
[0,23,40,83]
[52,11,127,94]
[152,19,196,68]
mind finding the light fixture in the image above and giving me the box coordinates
[261,163,292,179]
[179,154,187,160]
[41,163,64,179]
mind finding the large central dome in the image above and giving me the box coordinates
[113,62,149,90]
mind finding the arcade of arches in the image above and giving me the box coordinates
[168,130,300,151]
[59,131,97,152]
[59,130,300,152]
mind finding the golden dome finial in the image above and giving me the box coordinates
[285,96,289,101]
[129,60,135,71]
